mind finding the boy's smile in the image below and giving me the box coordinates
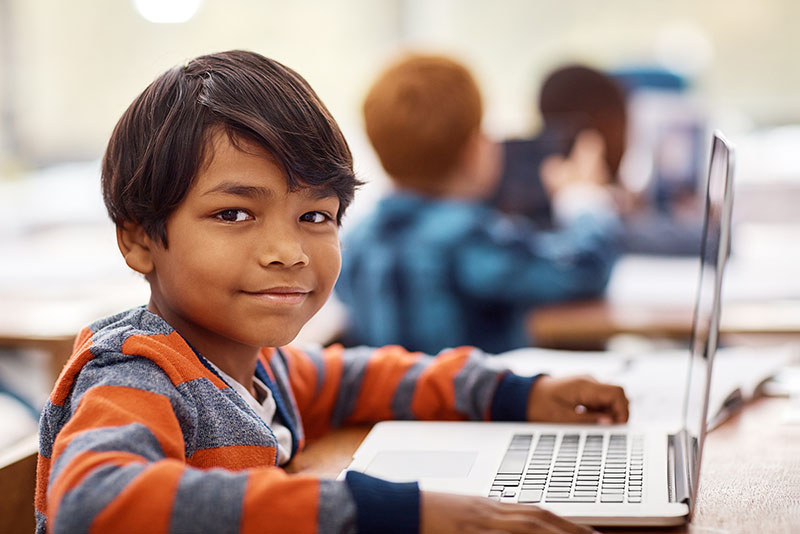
[124,130,341,380]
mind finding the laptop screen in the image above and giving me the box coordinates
[682,131,735,506]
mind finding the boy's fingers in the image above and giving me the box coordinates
[576,382,629,423]
[551,404,615,425]
[531,506,597,534]
[492,503,593,534]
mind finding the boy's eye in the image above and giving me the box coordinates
[215,209,252,222]
[300,211,332,224]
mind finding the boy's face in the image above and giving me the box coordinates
[141,131,341,352]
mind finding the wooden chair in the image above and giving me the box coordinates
[0,434,38,534]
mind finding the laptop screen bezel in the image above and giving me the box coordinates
[681,130,735,516]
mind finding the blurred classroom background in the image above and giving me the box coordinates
[2,0,800,449]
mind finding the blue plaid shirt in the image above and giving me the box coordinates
[336,192,620,354]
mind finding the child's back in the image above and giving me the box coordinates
[336,54,620,354]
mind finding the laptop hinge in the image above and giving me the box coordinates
[667,430,692,505]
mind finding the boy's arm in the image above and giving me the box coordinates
[455,208,621,304]
[283,344,628,431]
[282,344,607,437]
[458,131,622,304]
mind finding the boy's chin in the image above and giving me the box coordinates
[251,329,303,349]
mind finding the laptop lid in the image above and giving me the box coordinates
[679,131,735,517]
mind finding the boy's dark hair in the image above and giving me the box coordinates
[362,54,482,195]
[538,64,627,178]
[102,49,359,246]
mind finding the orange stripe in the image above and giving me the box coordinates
[72,325,93,353]
[410,346,473,420]
[90,460,184,534]
[291,345,345,439]
[48,450,148,523]
[34,454,51,520]
[50,335,96,405]
[241,471,319,534]
[189,445,276,470]
[346,346,422,423]
[280,346,318,414]
[52,385,185,467]
[121,332,228,389]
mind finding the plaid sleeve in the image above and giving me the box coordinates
[456,212,621,303]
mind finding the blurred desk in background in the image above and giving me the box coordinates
[529,298,800,350]
[529,253,800,350]
[289,397,800,533]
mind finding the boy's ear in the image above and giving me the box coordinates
[116,223,156,275]
[456,130,483,173]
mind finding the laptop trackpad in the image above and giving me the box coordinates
[365,450,477,480]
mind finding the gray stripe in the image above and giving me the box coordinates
[54,462,147,534]
[180,378,275,453]
[391,358,429,420]
[71,354,182,409]
[170,468,248,534]
[300,345,327,400]
[88,307,174,344]
[50,424,165,487]
[453,348,502,420]
[318,480,357,534]
[86,308,174,361]
[331,346,372,427]
[35,508,46,534]
[38,401,70,458]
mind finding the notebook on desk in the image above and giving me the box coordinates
[342,131,735,527]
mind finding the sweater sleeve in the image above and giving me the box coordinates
[38,351,370,534]
[282,344,539,439]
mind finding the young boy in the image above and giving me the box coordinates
[35,50,627,534]
[335,54,621,354]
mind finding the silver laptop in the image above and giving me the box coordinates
[342,131,735,527]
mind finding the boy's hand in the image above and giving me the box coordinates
[421,491,596,534]
[527,375,629,424]
[539,129,610,197]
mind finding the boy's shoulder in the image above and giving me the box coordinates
[82,306,174,354]
[66,307,218,390]
[347,192,497,241]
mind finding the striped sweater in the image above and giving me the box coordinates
[36,307,536,534]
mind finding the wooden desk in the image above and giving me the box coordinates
[0,333,74,381]
[288,397,800,534]
[528,299,800,350]
[0,434,38,534]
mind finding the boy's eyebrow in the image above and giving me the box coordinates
[202,181,339,203]
[303,185,339,201]
[202,182,274,200]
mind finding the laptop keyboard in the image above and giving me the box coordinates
[488,432,644,504]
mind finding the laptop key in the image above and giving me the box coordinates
[518,489,543,503]
[493,479,520,487]
[498,450,529,474]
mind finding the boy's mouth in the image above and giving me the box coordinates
[242,286,311,305]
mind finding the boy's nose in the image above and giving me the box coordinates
[257,229,309,268]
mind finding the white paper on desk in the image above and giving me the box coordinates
[490,344,798,431]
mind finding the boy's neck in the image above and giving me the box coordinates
[394,171,487,202]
